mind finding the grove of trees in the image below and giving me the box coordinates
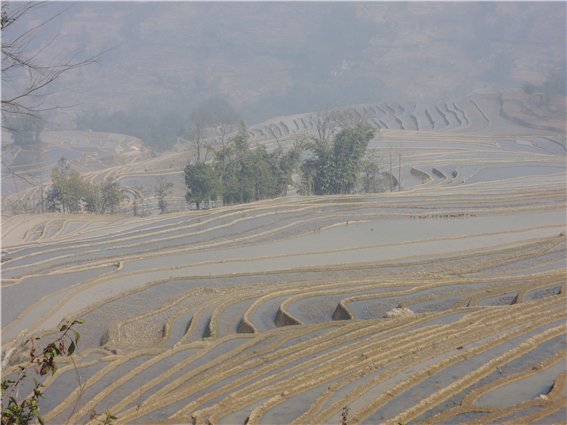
[184,120,301,208]
[184,110,386,208]
[299,123,375,195]
[45,158,127,214]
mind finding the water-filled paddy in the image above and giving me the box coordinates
[476,360,565,409]
[466,165,565,184]
[413,332,567,424]
[41,361,108,421]
[2,92,566,425]
[344,319,564,424]
[116,211,565,274]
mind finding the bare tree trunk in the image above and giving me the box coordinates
[267,124,283,151]
[398,150,402,192]
[389,148,393,192]
[40,175,44,214]
[189,108,211,163]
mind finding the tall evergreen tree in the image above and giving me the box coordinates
[184,162,221,209]
[300,123,375,195]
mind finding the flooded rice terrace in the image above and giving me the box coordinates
[2,93,566,424]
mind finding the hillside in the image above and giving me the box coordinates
[2,91,566,424]
[12,2,566,127]
[1,3,566,424]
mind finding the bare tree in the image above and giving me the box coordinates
[388,143,394,192]
[1,1,121,199]
[396,144,403,192]
[188,108,211,163]
[359,148,384,193]
[1,2,119,129]
[311,105,374,145]
[202,143,215,163]
[266,123,284,151]
[131,182,150,217]
[311,104,340,144]
[195,96,238,151]
[215,112,237,151]
[154,176,174,214]
[385,143,403,192]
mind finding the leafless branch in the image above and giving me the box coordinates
[189,108,211,163]
[1,159,35,185]
[1,1,125,130]
[266,123,284,151]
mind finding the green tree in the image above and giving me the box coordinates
[206,120,301,206]
[81,180,102,213]
[301,123,375,195]
[265,130,303,198]
[330,124,375,194]
[100,178,127,214]
[46,167,92,213]
[184,162,221,209]
[213,120,253,205]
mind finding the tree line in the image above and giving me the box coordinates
[44,159,179,216]
[72,109,186,152]
[59,95,392,212]
[45,158,127,214]
[184,107,387,209]
[184,120,301,209]
[10,108,392,216]
[13,103,392,216]
[72,97,239,153]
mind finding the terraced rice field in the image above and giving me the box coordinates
[1,92,566,424]
[1,131,154,213]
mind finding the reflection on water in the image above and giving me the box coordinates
[476,360,565,409]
